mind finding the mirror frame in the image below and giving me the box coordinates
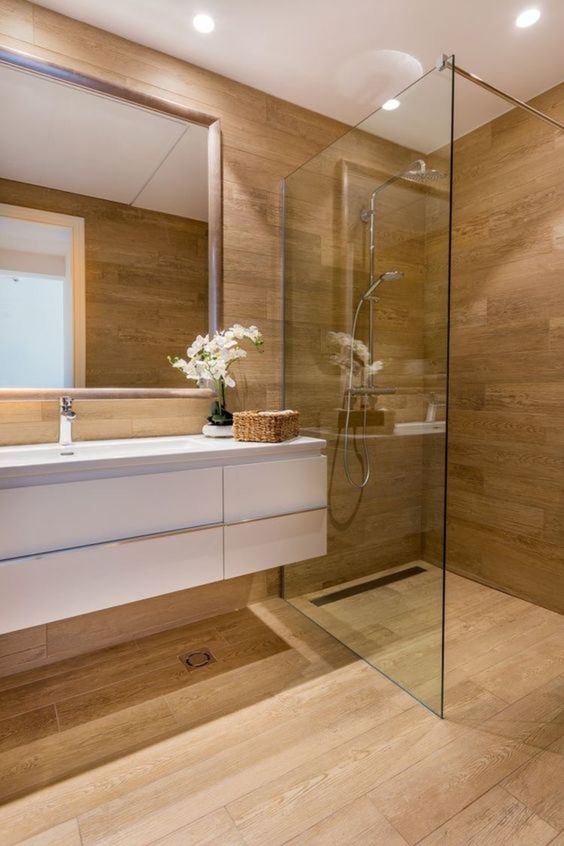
[0,45,222,399]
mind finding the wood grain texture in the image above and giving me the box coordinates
[0,177,209,388]
[283,129,431,433]
[0,396,213,444]
[145,808,246,846]
[417,785,558,846]
[0,388,215,399]
[448,82,564,613]
[0,705,57,753]
[0,0,348,444]
[282,111,449,595]
[0,570,278,677]
[502,749,564,831]
[0,0,32,42]
[289,561,444,713]
[0,578,561,845]
[284,434,425,595]
[13,819,82,846]
[0,625,46,676]
[283,78,563,615]
[284,795,409,846]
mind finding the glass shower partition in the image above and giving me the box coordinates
[282,63,454,715]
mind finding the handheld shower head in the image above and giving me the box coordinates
[380,270,404,283]
[363,270,404,300]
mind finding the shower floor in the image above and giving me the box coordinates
[288,560,444,712]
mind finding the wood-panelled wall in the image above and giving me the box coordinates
[448,82,564,614]
[0,0,347,445]
[421,146,451,566]
[0,178,209,388]
[283,127,449,595]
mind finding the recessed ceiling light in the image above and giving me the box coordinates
[382,98,401,111]
[193,13,215,33]
[515,8,541,27]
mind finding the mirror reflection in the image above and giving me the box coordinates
[0,63,210,388]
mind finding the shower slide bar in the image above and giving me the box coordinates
[438,55,564,133]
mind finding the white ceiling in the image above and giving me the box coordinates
[31,0,564,141]
[0,63,209,221]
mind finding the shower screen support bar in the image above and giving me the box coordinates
[437,54,564,133]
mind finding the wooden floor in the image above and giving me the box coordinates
[0,572,562,845]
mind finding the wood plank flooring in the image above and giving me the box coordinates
[0,573,561,845]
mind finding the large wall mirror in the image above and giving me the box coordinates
[0,50,221,391]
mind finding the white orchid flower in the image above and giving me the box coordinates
[170,323,263,401]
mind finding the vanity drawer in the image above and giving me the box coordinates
[223,456,327,523]
[224,508,327,579]
[0,525,223,634]
[0,467,222,560]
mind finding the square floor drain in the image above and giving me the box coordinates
[178,648,217,671]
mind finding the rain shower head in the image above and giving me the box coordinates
[361,160,447,220]
[363,270,404,300]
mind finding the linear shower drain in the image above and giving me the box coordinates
[178,648,217,671]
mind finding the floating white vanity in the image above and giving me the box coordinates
[0,435,327,634]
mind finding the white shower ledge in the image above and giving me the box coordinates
[0,435,326,486]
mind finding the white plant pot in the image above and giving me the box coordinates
[202,423,234,438]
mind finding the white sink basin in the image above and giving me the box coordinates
[0,435,208,470]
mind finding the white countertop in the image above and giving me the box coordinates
[0,434,327,487]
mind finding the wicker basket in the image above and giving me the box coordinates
[233,410,300,443]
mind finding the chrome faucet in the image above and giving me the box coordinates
[59,396,76,446]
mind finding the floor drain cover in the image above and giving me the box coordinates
[178,648,217,671]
